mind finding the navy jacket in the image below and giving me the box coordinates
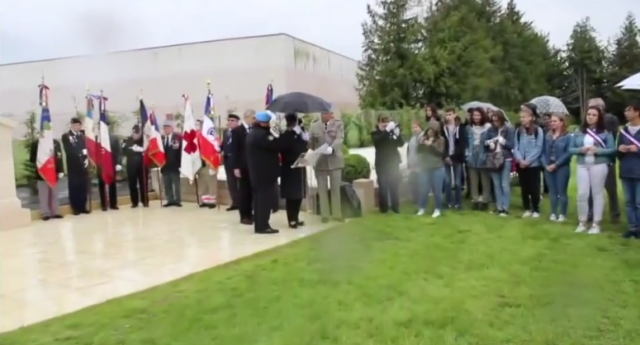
[618,126,640,179]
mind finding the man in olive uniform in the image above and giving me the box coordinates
[246,111,283,234]
[61,117,90,215]
[122,124,148,208]
[308,108,345,222]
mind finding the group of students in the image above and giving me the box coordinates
[372,100,640,239]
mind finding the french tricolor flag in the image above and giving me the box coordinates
[140,98,166,167]
[36,82,57,187]
[97,94,114,185]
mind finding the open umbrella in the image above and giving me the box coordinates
[266,92,331,113]
[529,96,569,115]
[616,72,640,90]
[461,101,498,112]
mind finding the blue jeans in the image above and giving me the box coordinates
[444,163,463,206]
[544,165,571,216]
[490,159,512,211]
[622,178,640,231]
[419,167,445,210]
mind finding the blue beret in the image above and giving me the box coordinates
[256,111,271,122]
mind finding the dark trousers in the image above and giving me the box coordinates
[224,161,240,207]
[98,177,118,209]
[285,198,302,223]
[588,164,620,221]
[518,167,541,212]
[68,174,88,212]
[128,166,149,206]
[238,169,253,220]
[253,185,275,232]
[376,165,400,213]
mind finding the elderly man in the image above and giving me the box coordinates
[309,107,345,222]
[230,109,256,225]
[221,113,241,211]
[161,120,183,207]
[587,98,621,223]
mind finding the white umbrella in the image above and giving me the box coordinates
[616,72,640,89]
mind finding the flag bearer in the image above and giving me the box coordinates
[195,119,217,208]
[61,117,90,215]
[122,124,148,208]
[30,139,65,220]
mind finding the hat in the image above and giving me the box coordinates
[70,117,82,124]
[228,113,240,120]
[132,124,141,133]
[255,111,272,122]
[521,102,539,118]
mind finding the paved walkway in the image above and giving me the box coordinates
[0,204,329,332]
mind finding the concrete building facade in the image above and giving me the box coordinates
[0,33,359,138]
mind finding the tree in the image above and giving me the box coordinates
[357,0,423,109]
[564,17,608,117]
[605,12,640,117]
[20,110,39,191]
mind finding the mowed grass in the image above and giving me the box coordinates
[3,177,640,345]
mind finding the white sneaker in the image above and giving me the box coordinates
[557,215,566,222]
[531,212,540,218]
[432,209,441,218]
[549,214,557,221]
[522,211,532,218]
[575,224,587,233]
[416,209,425,216]
[587,225,601,234]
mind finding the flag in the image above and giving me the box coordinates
[36,82,57,187]
[180,94,202,182]
[200,90,221,169]
[265,83,273,106]
[84,93,99,164]
[140,99,166,167]
[97,94,114,185]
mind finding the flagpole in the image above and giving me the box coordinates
[206,80,221,211]
[139,90,150,207]
[99,89,110,210]
[86,85,93,213]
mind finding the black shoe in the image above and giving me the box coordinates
[131,204,139,208]
[472,203,479,210]
[321,217,330,223]
[199,203,209,208]
[73,211,81,216]
[143,204,149,208]
[622,230,639,239]
[175,203,183,207]
[288,222,298,229]
[110,206,119,210]
[163,203,172,208]
[226,205,238,211]
[492,209,502,214]
[208,204,217,209]
[101,207,108,212]
[52,214,63,219]
[256,228,279,234]
[81,210,91,214]
[42,216,51,221]
[240,218,253,225]
[296,220,305,227]
[271,207,279,213]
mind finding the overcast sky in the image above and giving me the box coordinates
[1,0,638,64]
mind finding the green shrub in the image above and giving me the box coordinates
[342,153,371,183]
[340,145,350,156]
[20,111,39,191]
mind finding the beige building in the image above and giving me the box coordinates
[0,33,359,138]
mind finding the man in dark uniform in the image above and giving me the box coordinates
[29,137,65,220]
[122,124,148,208]
[96,129,122,211]
[279,114,309,228]
[230,109,255,224]
[161,121,183,207]
[221,113,240,211]
[246,111,283,234]
[61,117,90,215]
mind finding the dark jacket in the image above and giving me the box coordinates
[29,139,64,181]
[442,124,467,163]
[246,126,283,188]
[221,127,234,165]
[229,125,250,171]
[371,129,404,170]
[122,136,144,171]
[161,133,182,173]
[61,130,88,178]
[481,125,515,160]
[279,128,308,200]
[618,126,640,179]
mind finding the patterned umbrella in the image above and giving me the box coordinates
[617,72,640,90]
[461,101,498,112]
[529,96,569,115]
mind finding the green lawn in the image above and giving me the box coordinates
[3,180,640,344]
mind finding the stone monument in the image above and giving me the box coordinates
[0,116,32,231]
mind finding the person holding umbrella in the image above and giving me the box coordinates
[279,113,309,228]
[246,111,283,234]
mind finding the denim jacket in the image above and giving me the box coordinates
[465,124,490,168]
[514,127,544,167]
[618,126,640,179]
[541,132,572,168]
[569,130,615,165]
[481,125,515,160]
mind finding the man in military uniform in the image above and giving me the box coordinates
[30,137,65,220]
[122,124,148,208]
[308,108,345,222]
[246,111,283,234]
[96,128,122,211]
[221,113,240,211]
[61,117,90,215]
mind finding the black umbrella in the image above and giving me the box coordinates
[266,92,331,113]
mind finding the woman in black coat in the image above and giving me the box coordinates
[279,113,309,228]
